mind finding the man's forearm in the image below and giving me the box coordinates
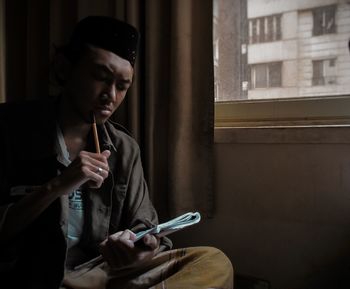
[0,182,62,245]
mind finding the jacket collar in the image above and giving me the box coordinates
[98,123,117,153]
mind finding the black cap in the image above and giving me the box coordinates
[67,16,139,66]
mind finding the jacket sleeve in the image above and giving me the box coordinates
[0,120,11,234]
[0,122,20,272]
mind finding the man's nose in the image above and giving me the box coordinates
[104,85,117,102]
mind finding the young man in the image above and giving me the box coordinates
[0,16,232,288]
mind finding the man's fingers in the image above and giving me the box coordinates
[118,230,137,247]
[77,151,110,188]
[106,230,136,250]
[143,234,159,250]
[106,230,137,266]
[81,155,109,173]
[99,230,159,269]
[101,150,111,158]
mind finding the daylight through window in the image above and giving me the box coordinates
[214,0,350,103]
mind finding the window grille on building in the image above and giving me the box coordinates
[249,14,282,44]
[312,5,336,36]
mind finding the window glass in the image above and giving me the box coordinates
[313,5,336,36]
[249,15,282,44]
[253,64,267,88]
[312,60,325,86]
[269,62,282,87]
[214,0,350,102]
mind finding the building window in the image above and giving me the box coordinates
[312,5,336,36]
[249,14,281,44]
[251,62,282,89]
[312,58,337,86]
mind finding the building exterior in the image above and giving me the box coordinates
[214,0,350,101]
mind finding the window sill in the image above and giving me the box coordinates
[215,95,350,129]
[214,125,350,144]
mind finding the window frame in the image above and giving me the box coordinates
[214,0,350,128]
[312,4,336,36]
[249,14,282,44]
[215,95,350,127]
[250,62,282,89]
[312,58,338,87]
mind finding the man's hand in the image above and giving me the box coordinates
[99,230,159,269]
[47,150,111,197]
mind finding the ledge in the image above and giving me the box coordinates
[214,125,350,144]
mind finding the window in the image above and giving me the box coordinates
[214,0,350,127]
[251,62,282,89]
[312,59,337,86]
[313,5,336,36]
[249,14,281,44]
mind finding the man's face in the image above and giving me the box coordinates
[63,45,134,124]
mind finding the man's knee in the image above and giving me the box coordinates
[172,246,233,289]
[196,246,233,274]
[184,247,233,280]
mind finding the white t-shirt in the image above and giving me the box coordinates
[55,124,86,268]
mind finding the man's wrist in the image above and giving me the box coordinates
[43,177,64,198]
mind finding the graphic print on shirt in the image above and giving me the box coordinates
[69,189,83,210]
[68,189,84,249]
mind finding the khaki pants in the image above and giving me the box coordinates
[62,247,233,289]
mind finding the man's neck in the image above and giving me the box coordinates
[58,97,92,160]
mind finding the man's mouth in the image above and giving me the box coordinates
[96,105,112,117]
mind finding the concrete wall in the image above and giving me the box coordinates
[171,127,350,289]
[298,3,350,97]
[248,40,298,63]
[248,0,338,18]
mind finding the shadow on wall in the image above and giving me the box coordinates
[235,275,270,289]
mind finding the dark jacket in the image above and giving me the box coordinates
[0,100,171,288]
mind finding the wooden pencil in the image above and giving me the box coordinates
[91,112,101,154]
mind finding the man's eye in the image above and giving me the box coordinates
[93,71,110,81]
[116,84,128,91]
